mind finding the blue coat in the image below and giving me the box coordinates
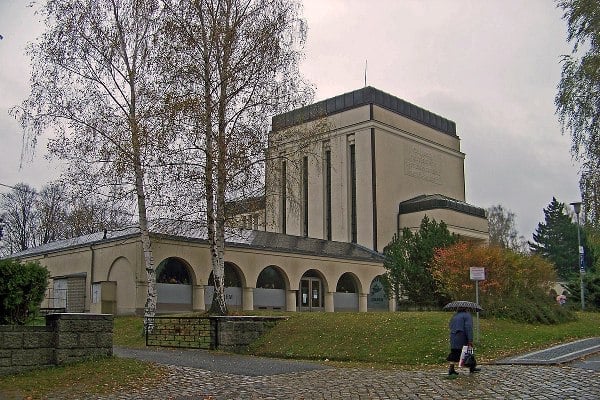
[449,311,473,349]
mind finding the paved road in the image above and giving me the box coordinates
[39,339,600,399]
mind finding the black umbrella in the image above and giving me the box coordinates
[443,300,483,312]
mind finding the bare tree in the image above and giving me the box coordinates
[0,183,37,254]
[63,193,133,237]
[35,183,67,245]
[487,204,527,252]
[12,0,165,328]
[161,0,313,314]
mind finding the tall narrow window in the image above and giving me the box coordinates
[349,143,357,243]
[325,149,332,241]
[281,160,287,234]
[302,156,309,237]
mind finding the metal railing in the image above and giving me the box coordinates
[145,316,216,349]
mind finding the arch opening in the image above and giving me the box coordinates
[155,257,193,313]
[334,272,359,311]
[205,262,243,310]
[255,266,287,310]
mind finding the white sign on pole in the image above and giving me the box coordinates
[470,267,486,281]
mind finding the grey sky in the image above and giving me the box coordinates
[0,0,581,241]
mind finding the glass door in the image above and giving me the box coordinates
[299,278,322,311]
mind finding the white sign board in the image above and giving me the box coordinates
[470,267,486,281]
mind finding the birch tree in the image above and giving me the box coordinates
[161,0,313,314]
[555,0,600,225]
[12,0,164,329]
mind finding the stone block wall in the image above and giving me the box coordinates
[0,313,113,375]
[212,316,285,353]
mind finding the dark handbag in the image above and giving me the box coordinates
[463,350,477,368]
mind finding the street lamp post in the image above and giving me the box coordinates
[570,201,585,311]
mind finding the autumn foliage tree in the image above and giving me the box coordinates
[432,242,557,301]
[431,242,573,323]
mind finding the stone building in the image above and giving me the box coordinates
[13,87,487,315]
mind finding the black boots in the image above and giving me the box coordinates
[448,365,458,375]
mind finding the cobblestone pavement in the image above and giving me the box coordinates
[29,340,600,399]
[91,363,600,399]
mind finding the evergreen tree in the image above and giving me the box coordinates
[383,215,458,306]
[530,197,580,280]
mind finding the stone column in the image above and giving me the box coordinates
[286,290,297,312]
[193,284,205,312]
[242,287,254,311]
[324,291,334,312]
[359,293,368,312]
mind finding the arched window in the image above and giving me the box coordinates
[336,273,357,293]
[156,258,191,285]
[257,266,285,289]
[208,262,242,287]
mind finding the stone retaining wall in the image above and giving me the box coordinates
[212,316,286,353]
[145,316,286,353]
[0,313,113,375]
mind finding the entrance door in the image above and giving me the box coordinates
[299,278,322,311]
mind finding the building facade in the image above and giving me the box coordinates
[14,87,487,315]
[265,86,488,251]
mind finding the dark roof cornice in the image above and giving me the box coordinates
[399,194,486,218]
[272,86,457,136]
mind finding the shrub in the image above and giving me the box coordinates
[0,259,50,325]
[483,291,576,324]
[432,243,557,300]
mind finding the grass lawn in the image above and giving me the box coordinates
[247,311,600,366]
[1,311,598,398]
[0,357,167,400]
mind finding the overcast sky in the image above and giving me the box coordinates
[0,0,581,241]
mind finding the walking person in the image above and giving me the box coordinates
[446,307,480,375]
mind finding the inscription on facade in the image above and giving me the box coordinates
[404,145,441,184]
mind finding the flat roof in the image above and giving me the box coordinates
[10,225,384,263]
[272,86,457,136]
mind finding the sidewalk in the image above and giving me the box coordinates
[495,337,600,365]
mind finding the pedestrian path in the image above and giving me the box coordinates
[28,339,600,399]
[113,346,328,376]
[495,337,600,365]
